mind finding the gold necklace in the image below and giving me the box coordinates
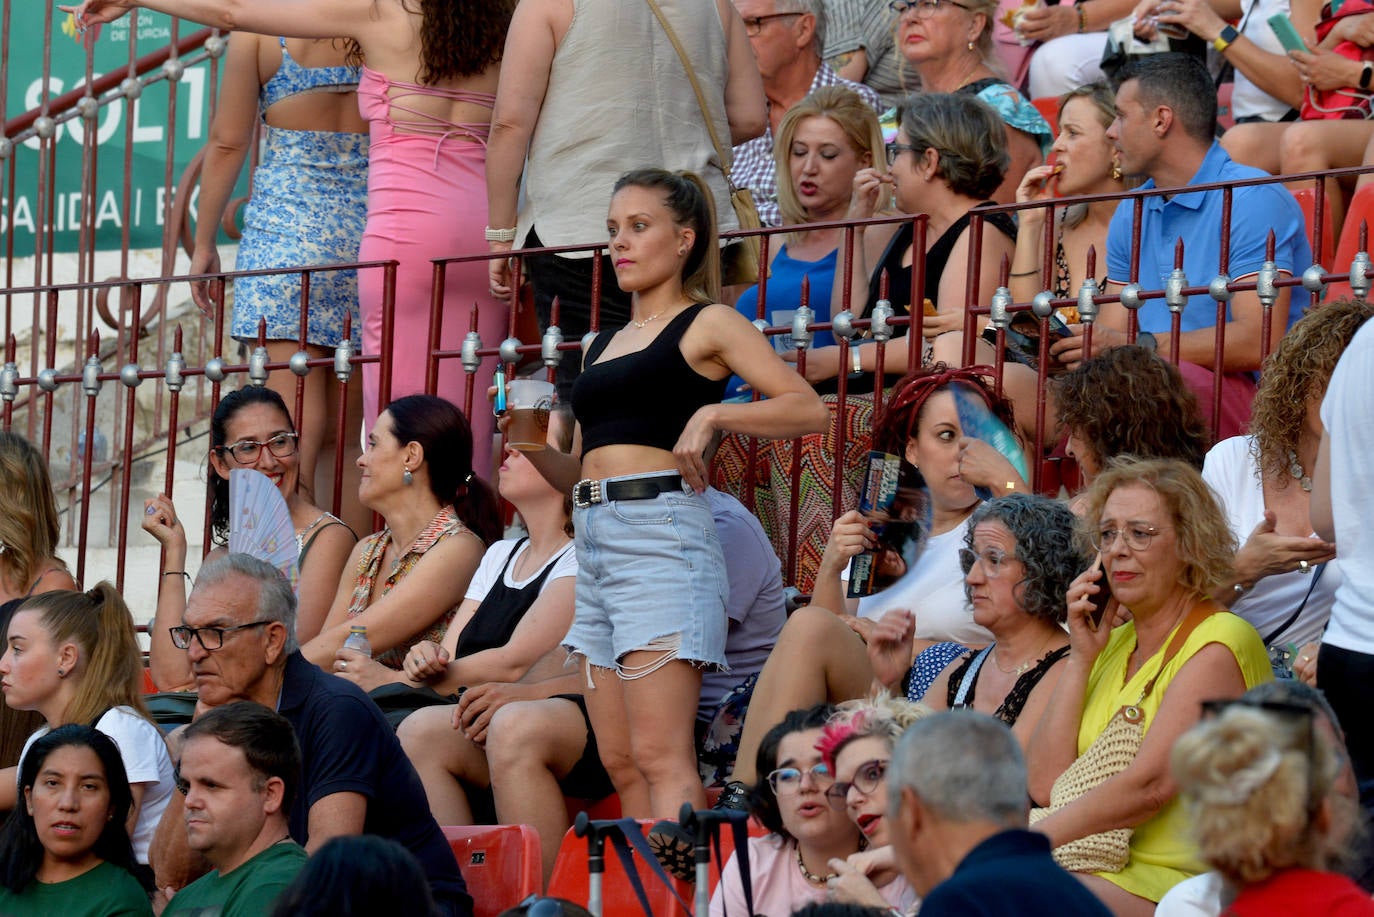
[991,634,1055,677]
[796,845,838,886]
[630,309,669,329]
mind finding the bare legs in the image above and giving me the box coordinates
[396,705,491,826]
[729,607,873,785]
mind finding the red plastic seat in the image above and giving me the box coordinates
[1216,81,1236,132]
[443,824,542,917]
[1291,186,1337,271]
[1031,96,1059,136]
[546,819,694,914]
[1327,183,1374,300]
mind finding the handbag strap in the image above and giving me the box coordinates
[1261,562,1327,647]
[1134,602,1218,706]
[641,0,737,183]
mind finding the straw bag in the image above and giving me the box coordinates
[1029,603,1217,873]
[643,0,765,286]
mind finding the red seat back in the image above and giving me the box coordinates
[1291,186,1337,271]
[546,820,694,915]
[1031,96,1059,136]
[443,824,542,917]
[1328,183,1374,300]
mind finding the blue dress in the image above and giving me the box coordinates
[231,38,368,348]
[728,244,838,399]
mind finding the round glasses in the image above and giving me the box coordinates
[958,546,1013,578]
[1092,524,1162,553]
[216,432,299,465]
[825,758,889,806]
[888,0,971,17]
[767,763,833,795]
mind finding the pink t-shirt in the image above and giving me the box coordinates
[709,834,919,917]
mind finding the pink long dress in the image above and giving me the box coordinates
[356,67,505,476]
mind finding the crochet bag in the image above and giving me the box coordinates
[1029,603,1216,873]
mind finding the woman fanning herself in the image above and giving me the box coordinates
[143,387,355,689]
[0,433,78,768]
[303,394,501,671]
[0,727,151,916]
[729,86,889,399]
[1027,457,1272,916]
[0,587,175,886]
[190,30,368,521]
[868,494,1085,762]
[804,95,1016,384]
[811,696,927,911]
[66,0,515,477]
[511,169,826,874]
[711,705,917,916]
[1008,83,1125,317]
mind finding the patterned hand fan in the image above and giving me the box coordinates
[951,381,1030,501]
[228,469,299,588]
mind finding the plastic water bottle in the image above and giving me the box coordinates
[342,625,371,658]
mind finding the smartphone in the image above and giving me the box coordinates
[1084,555,1112,631]
[1268,13,1310,54]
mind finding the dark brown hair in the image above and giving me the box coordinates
[346,0,514,84]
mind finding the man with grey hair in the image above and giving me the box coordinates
[149,554,472,916]
[888,710,1110,916]
[731,0,879,225]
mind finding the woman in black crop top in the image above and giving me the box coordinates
[513,169,826,853]
[793,94,1017,390]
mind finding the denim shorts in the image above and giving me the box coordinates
[565,474,729,672]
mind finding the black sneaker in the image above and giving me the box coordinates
[647,819,695,883]
[713,779,750,812]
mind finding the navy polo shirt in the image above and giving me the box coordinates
[919,829,1114,916]
[1105,142,1311,334]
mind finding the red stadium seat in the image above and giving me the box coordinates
[1327,183,1374,300]
[444,824,542,917]
[1031,96,1059,136]
[1291,186,1337,271]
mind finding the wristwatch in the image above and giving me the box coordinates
[1137,331,1158,353]
[1212,24,1239,52]
[1361,60,1373,90]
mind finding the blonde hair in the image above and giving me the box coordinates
[1077,456,1235,597]
[774,86,886,228]
[816,693,932,770]
[0,432,63,597]
[1172,705,1345,885]
[613,169,721,305]
[21,583,150,727]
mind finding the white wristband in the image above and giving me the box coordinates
[484,226,517,243]
[852,346,864,374]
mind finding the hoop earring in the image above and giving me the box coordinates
[403,468,413,486]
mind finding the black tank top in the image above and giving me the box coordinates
[452,539,573,660]
[572,304,728,457]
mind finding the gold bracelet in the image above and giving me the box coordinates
[1077,2,1089,33]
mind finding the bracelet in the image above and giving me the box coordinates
[1009,268,1039,277]
[162,571,191,582]
[851,346,864,374]
[1362,61,1373,90]
[1077,2,1088,33]
[484,226,517,243]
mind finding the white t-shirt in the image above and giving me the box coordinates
[854,523,993,646]
[1202,435,1340,648]
[463,538,577,603]
[1155,872,1225,916]
[1233,0,1295,121]
[1319,319,1374,655]
[19,706,175,864]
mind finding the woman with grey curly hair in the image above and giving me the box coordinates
[868,493,1087,765]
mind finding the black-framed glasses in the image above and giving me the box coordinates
[767,762,833,795]
[884,142,919,166]
[742,11,803,35]
[959,546,1015,578]
[1092,524,1162,553]
[825,758,889,806]
[215,431,299,465]
[889,0,970,17]
[169,621,271,651]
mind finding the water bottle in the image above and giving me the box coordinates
[342,625,371,658]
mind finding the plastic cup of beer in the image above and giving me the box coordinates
[505,379,556,451]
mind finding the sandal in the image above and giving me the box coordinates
[647,819,696,883]
[713,780,750,812]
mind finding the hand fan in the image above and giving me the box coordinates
[228,468,299,588]
[951,381,1030,501]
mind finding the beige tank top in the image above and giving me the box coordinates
[517,0,740,255]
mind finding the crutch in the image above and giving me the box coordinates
[572,811,616,917]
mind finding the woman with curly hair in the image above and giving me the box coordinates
[70,0,516,476]
[1167,696,1372,915]
[1203,301,1373,678]
[867,494,1089,763]
[1051,345,1211,482]
[1028,457,1272,914]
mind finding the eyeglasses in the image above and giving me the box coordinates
[958,546,1015,578]
[767,762,833,795]
[885,142,919,166]
[1092,524,1162,553]
[825,758,889,806]
[216,432,299,465]
[741,11,803,35]
[169,621,271,651]
[889,0,970,17]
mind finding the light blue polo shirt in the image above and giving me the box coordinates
[1105,142,1311,334]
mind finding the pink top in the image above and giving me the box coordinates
[357,66,494,164]
[709,835,920,917]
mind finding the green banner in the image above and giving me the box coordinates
[3,7,226,254]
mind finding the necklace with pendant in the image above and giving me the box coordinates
[630,309,669,329]
[797,846,838,886]
[1287,450,1313,492]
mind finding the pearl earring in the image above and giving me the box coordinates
[403,467,413,486]
[967,40,974,50]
